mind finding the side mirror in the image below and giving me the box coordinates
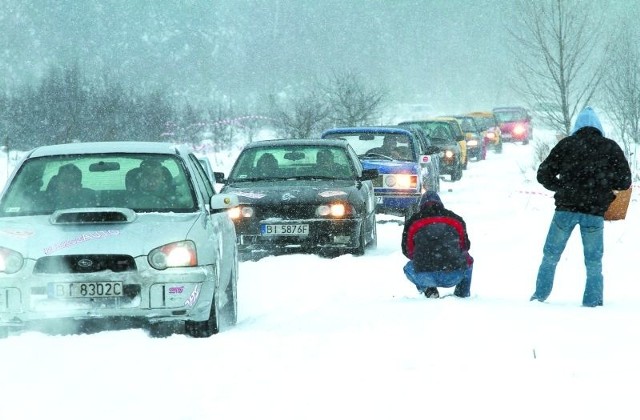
[360,168,379,181]
[423,146,441,155]
[210,193,239,214]
[214,172,226,183]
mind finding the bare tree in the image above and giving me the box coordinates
[267,91,330,138]
[323,70,387,127]
[602,26,640,168]
[507,0,606,136]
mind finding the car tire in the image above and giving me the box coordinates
[185,266,221,337]
[353,223,367,256]
[451,164,463,181]
[368,216,378,250]
[185,292,220,337]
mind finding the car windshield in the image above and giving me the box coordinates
[0,153,198,216]
[228,145,356,182]
[322,132,416,161]
[494,109,527,122]
[398,121,453,143]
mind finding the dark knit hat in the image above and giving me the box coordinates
[419,191,442,208]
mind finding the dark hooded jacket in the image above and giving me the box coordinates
[401,192,472,272]
[537,107,631,216]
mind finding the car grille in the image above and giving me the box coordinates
[372,175,384,187]
[257,204,316,220]
[33,255,137,274]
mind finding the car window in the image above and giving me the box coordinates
[322,132,416,161]
[494,109,526,122]
[228,145,357,181]
[189,154,215,199]
[0,154,198,216]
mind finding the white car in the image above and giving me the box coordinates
[0,141,239,337]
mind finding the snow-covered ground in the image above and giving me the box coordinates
[1,132,639,420]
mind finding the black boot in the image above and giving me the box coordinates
[424,287,439,298]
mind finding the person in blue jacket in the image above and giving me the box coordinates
[401,191,473,298]
[531,106,632,307]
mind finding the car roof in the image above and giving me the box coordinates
[493,106,527,111]
[240,138,348,150]
[321,126,414,136]
[26,141,187,158]
[467,111,495,117]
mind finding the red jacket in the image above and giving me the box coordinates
[401,201,472,272]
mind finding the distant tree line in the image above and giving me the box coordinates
[0,64,387,153]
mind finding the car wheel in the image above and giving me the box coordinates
[451,164,463,181]
[368,215,378,250]
[353,223,367,256]
[222,263,238,326]
[185,267,221,337]
[185,292,220,337]
[496,141,503,153]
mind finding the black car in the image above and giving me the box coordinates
[398,120,464,181]
[218,139,378,260]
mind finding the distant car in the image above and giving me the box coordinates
[398,119,464,181]
[321,126,441,221]
[467,111,503,153]
[219,139,378,259]
[446,115,487,161]
[492,106,533,145]
[0,141,240,338]
[433,116,468,170]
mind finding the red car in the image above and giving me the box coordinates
[493,106,533,145]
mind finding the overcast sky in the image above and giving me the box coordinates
[1,1,638,113]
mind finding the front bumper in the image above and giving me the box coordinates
[236,217,364,253]
[374,192,421,216]
[0,258,216,327]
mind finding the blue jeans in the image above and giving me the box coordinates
[532,211,604,306]
[403,261,473,297]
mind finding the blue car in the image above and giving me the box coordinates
[321,126,441,220]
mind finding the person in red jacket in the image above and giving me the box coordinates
[401,191,473,298]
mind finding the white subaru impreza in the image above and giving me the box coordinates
[0,141,239,338]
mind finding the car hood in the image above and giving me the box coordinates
[222,180,360,205]
[0,210,201,259]
[361,160,418,175]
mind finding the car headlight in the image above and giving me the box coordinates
[228,205,254,219]
[513,124,526,135]
[148,240,197,270]
[467,139,478,147]
[384,174,417,189]
[0,246,24,274]
[444,150,454,159]
[316,203,349,217]
[486,132,496,139]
